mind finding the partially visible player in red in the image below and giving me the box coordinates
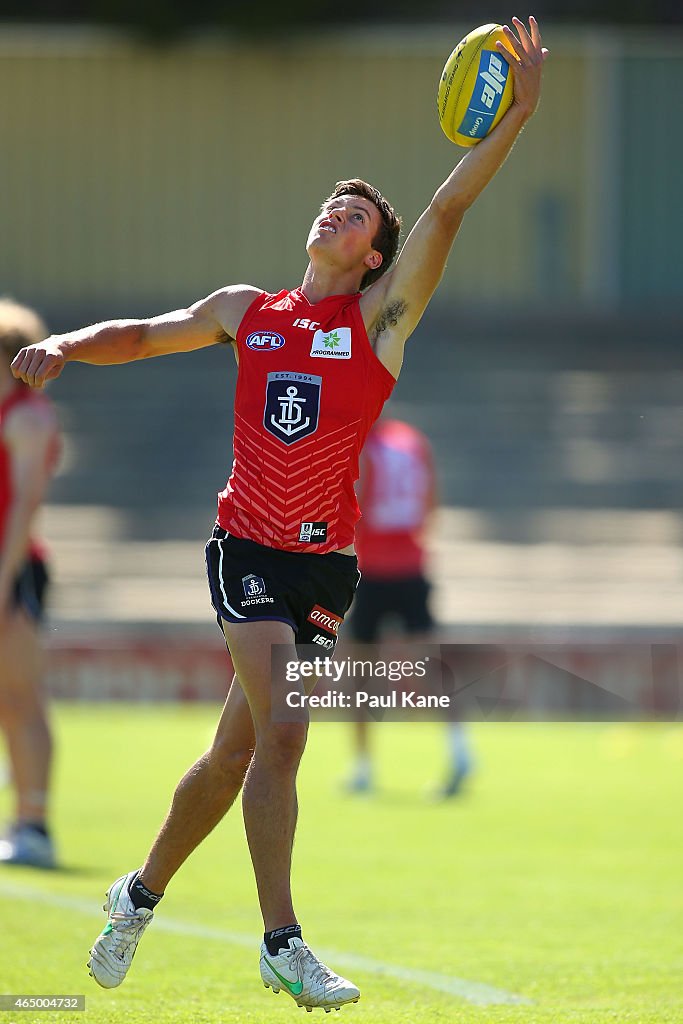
[346,417,472,797]
[12,17,546,1012]
[0,300,60,869]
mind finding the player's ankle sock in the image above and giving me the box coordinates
[128,872,164,911]
[264,924,302,955]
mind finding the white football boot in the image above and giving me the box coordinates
[88,871,153,988]
[260,936,360,1012]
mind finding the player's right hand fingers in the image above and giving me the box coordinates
[32,354,62,387]
[21,349,60,388]
[10,348,29,380]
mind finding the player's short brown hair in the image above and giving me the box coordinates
[0,298,48,365]
[323,179,402,290]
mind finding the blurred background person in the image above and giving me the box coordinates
[0,299,60,868]
[345,415,472,797]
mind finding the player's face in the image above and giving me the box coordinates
[307,195,382,274]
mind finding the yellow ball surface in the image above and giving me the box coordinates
[437,23,516,147]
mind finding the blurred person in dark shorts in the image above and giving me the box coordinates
[346,417,472,797]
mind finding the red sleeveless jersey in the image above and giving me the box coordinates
[355,419,435,578]
[216,288,396,553]
[0,384,60,558]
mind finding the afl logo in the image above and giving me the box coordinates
[246,332,285,351]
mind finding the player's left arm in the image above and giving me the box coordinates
[0,404,58,620]
[363,17,548,379]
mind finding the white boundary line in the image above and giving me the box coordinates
[0,880,531,1007]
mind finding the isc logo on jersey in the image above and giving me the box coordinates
[309,327,351,359]
[246,332,286,351]
[299,521,328,543]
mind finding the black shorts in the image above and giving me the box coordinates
[12,557,49,623]
[205,527,360,656]
[347,574,433,644]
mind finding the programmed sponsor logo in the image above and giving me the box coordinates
[457,50,509,139]
[310,327,352,359]
[246,331,286,351]
[307,604,343,636]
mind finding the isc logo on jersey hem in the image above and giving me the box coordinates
[299,522,328,543]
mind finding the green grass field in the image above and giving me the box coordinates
[1,707,682,1024]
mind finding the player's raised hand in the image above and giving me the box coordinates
[12,338,66,389]
[496,16,548,120]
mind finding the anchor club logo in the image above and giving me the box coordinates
[264,371,322,446]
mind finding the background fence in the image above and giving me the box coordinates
[2,25,683,319]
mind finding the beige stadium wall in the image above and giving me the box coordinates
[0,26,610,315]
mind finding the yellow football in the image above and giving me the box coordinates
[437,24,516,147]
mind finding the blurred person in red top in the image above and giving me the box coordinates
[347,417,472,797]
[0,299,60,868]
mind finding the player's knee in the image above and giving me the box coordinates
[209,742,253,785]
[258,721,308,770]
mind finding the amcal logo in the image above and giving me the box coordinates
[306,605,343,635]
[246,332,286,351]
[479,52,507,109]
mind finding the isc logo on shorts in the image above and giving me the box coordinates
[299,522,327,543]
[307,604,343,635]
[312,633,335,650]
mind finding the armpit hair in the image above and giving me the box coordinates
[370,300,408,344]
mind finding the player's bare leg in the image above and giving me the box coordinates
[221,618,360,1010]
[220,619,305,930]
[139,675,255,894]
[0,610,55,868]
[88,673,255,988]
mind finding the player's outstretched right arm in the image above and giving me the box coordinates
[11,284,261,389]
